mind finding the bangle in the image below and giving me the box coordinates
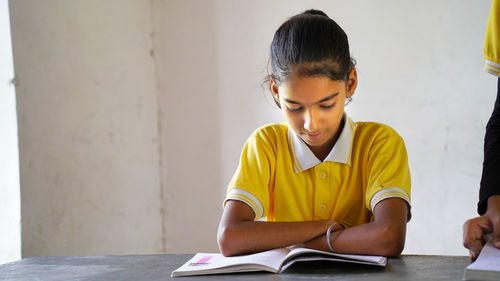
[326,222,344,252]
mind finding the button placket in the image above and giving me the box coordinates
[316,168,330,216]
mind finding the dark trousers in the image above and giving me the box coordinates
[478,77,500,215]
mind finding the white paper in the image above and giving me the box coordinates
[466,239,500,272]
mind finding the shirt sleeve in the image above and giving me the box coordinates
[478,77,500,215]
[484,0,500,76]
[224,127,276,220]
[364,126,412,217]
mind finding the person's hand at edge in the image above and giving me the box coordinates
[463,195,500,260]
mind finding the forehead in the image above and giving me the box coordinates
[279,76,345,102]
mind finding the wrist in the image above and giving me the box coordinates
[486,195,500,215]
[326,222,345,252]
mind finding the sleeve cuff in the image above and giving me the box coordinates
[223,188,264,219]
[370,187,411,212]
[485,59,500,77]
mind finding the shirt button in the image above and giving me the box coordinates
[319,171,327,179]
[319,204,327,212]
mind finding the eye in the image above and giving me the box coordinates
[320,102,336,109]
[287,106,304,113]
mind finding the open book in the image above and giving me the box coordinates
[171,247,387,277]
[464,235,500,281]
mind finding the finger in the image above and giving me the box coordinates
[469,250,478,261]
[463,218,487,255]
[465,239,484,260]
[463,217,492,242]
[463,218,481,245]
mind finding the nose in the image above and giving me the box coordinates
[304,108,319,132]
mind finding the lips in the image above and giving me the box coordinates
[305,132,323,141]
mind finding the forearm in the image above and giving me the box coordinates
[218,199,408,257]
[304,199,408,257]
[479,77,500,214]
[218,219,334,256]
[333,221,404,256]
[302,221,406,257]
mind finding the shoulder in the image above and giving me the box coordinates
[248,123,289,143]
[237,123,289,169]
[354,121,404,142]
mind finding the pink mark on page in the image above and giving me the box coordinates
[189,255,213,266]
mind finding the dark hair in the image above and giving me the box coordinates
[267,9,355,88]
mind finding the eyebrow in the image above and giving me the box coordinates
[284,93,339,105]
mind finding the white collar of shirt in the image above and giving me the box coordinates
[287,114,357,173]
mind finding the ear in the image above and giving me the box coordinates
[346,68,358,98]
[270,79,281,107]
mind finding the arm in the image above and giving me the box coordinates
[463,195,500,260]
[302,197,408,257]
[478,78,500,215]
[217,200,339,256]
[464,78,500,260]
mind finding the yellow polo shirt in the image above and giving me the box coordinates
[225,115,411,226]
[484,0,500,76]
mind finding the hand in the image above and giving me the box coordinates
[463,195,500,260]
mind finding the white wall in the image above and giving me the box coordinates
[7,0,495,258]
[0,0,20,264]
[10,0,163,257]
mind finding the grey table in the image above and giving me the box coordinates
[0,254,470,281]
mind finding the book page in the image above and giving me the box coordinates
[286,247,387,265]
[172,248,290,276]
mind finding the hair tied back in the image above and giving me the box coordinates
[302,9,329,18]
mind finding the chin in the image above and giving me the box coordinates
[302,138,323,147]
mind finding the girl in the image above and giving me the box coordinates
[218,9,411,257]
